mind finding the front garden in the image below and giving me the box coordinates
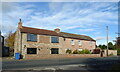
[66,48,100,54]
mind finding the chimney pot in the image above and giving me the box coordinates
[54,28,60,33]
[18,18,22,28]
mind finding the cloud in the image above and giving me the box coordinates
[93,32,101,35]
[1,2,36,33]
[95,36,113,41]
[1,0,119,2]
[1,2,118,44]
[95,37,105,41]
[79,29,95,31]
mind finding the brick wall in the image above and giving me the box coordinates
[15,32,96,58]
[62,38,96,51]
[25,54,100,59]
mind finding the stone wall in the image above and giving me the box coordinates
[101,50,117,57]
[25,54,100,59]
[14,28,22,55]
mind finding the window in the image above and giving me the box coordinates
[90,41,92,46]
[27,48,37,54]
[66,48,71,50]
[64,38,66,41]
[78,48,83,51]
[71,40,75,45]
[27,33,37,42]
[78,40,82,46]
[51,48,59,54]
[51,36,59,43]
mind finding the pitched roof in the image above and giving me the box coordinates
[59,32,95,41]
[20,26,59,36]
[20,26,95,41]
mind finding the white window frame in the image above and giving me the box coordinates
[78,48,83,51]
[65,48,71,51]
[78,40,82,46]
[71,40,75,45]
[51,36,59,43]
[90,41,92,46]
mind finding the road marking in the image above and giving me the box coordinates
[78,64,87,67]
[44,67,56,70]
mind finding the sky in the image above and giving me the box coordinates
[0,2,118,45]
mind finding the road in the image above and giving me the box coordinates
[1,56,120,72]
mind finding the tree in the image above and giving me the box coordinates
[98,44,107,50]
[116,37,120,48]
[108,42,115,50]
[98,42,116,50]
[5,31,15,56]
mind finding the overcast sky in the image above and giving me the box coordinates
[0,2,118,45]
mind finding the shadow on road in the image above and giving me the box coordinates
[82,57,120,72]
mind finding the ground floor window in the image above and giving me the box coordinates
[51,48,59,54]
[27,48,37,54]
[78,48,83,51]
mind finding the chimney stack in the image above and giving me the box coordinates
[18,18,22,28]
[54,27,60,33]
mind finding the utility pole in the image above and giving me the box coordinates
[106,26,108,56]
[115,32,120,48]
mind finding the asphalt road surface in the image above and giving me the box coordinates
[1,56,120,72]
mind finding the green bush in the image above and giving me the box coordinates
[108,54,113,56]
[73,50,79,54]
[73,49,91,54]
[84,49,91,54]
[66,49,72,54]
[79,50,85,54]
[117,48,120,55]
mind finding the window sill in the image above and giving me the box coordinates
[79,45,82,47]
[27,41,37,42]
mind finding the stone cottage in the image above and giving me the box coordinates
[14,19,96,58]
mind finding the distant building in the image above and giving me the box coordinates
[14,19,96,59]
[1,33,9,57]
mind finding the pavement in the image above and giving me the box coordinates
[2,57,14,61]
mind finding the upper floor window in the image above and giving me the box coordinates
[51,36,59,43]
[78,40,82,46]
[27,33,37,42]
[64,38,66,41]
[90,41,92,45]
[71,40,75,45]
